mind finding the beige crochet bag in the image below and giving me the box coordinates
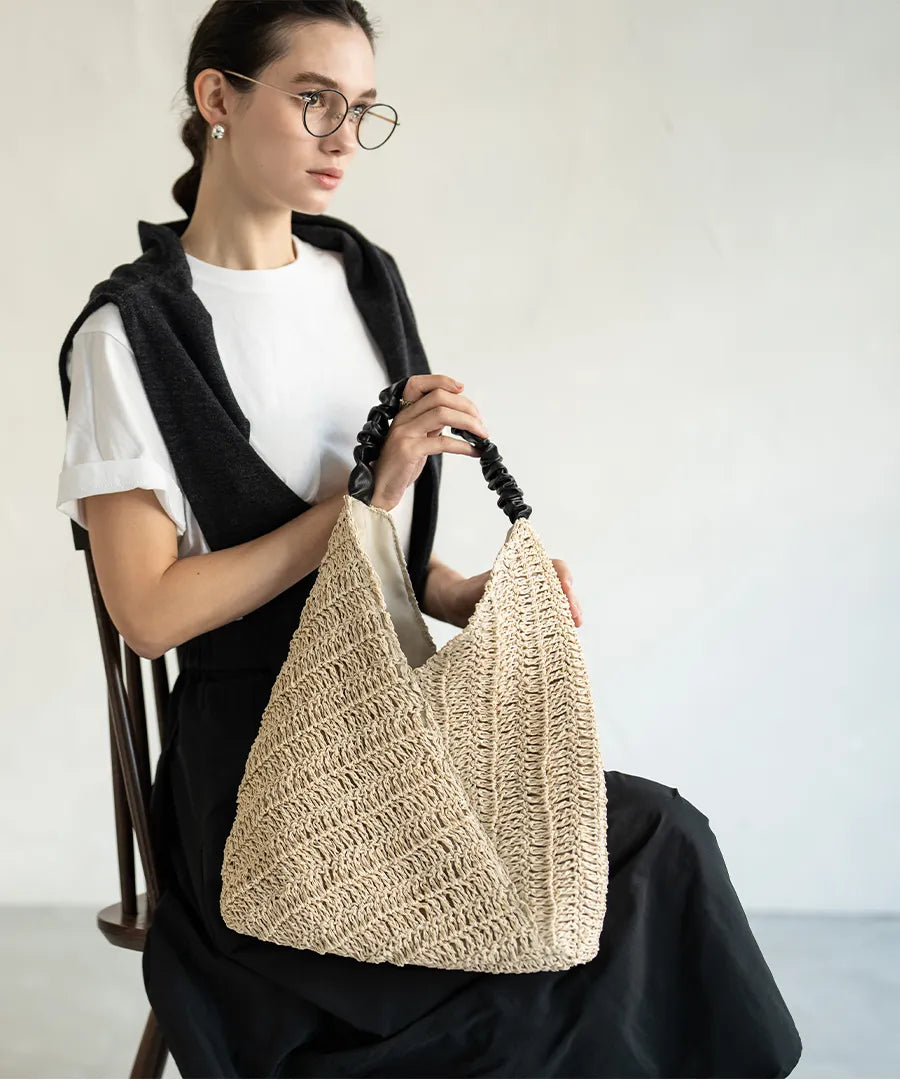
[220,378,609,974]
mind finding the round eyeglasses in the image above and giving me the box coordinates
[221,70,399,149]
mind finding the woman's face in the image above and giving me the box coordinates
[222,20,379,212]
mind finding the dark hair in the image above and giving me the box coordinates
[172,0,379,217]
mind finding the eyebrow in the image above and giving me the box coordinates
[288,70,377,101]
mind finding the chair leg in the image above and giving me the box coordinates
[130,1007,169,1078]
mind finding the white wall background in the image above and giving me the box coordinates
[3,0,897,913]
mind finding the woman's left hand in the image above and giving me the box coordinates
[441,559,583,628]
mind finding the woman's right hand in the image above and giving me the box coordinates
[370,374,490,511]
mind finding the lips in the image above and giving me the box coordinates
[308,168,343,179]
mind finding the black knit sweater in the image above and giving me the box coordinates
[56,211,441,609]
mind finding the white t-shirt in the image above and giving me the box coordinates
[56,231,415,561]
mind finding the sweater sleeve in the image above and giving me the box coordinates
[55,312,188,537]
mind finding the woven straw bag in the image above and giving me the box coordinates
[220,377,609,974]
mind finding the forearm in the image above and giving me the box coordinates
[422,552,466,626]
[145,491,347,657]
[143,502,463,658]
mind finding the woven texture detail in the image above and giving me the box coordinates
[220,494,608,973]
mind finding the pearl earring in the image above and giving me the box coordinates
[211,123,226,139]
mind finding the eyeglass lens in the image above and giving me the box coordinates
[303,90,397,148]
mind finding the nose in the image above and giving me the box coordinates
[321,112,358,154]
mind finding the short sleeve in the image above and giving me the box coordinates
[56,310,188,536]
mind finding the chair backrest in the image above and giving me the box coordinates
[72,517,171,921]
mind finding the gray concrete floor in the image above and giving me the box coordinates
[0,907,897,1078]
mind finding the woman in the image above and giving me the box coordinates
[55,2,803,1076]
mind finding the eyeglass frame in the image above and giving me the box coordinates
[219,69,399,148]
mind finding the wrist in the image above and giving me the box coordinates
[370,487,398,513]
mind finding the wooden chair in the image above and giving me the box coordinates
[71,518,172,1078]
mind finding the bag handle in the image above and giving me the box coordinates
[347,377,532,523]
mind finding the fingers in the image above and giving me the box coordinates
[400,373,463,406]
[403,375,485,426]
[419,433,481,457]
[552,559,573,590]
[396,382,489,440]
[552,559,583,626]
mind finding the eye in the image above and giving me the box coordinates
[300,91,324,108]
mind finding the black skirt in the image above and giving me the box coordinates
[142,588,803,1078]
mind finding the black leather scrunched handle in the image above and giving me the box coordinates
[347,376,533,523]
